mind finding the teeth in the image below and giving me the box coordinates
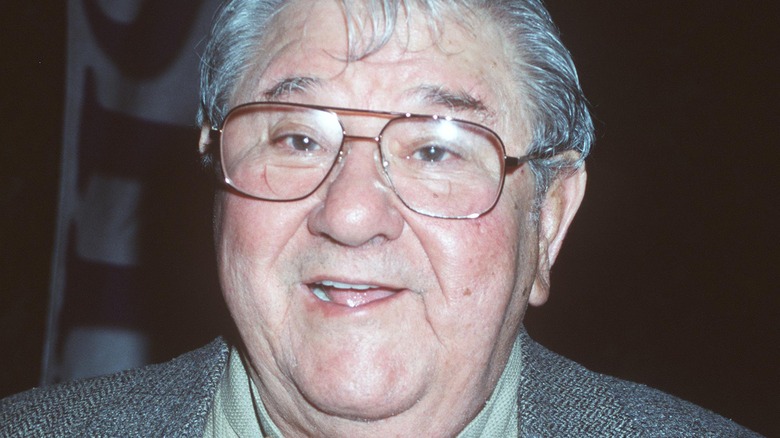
[320,280,377,291]
[310,281,381,304]
[311,285,332,302]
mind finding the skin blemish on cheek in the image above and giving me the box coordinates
[463,287,473,297]
[464,215,490,236]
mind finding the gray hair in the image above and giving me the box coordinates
[198,0,593,199]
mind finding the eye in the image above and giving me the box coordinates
[272,133,322,153]
[409,145,458,163]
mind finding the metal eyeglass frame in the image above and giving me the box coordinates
[209,101,551,219]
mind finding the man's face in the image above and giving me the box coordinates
[210,0,582,435]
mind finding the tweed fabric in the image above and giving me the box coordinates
[1,331,761,437]
[517,330,761,437]
[0,338,228,437]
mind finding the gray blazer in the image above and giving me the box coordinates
[1,331,760,437]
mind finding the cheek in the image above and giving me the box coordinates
[215,196,309,355]
[215,197,267,313]
[401,210,534,391]
[216,195,305,263]
[412,211,526,329]
[457,223,514,285]
[214,195,303,316]
[429,204,530,288]
[414,177,539,329]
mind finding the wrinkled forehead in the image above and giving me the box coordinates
[234,0,517,107]
[238,0,507,87]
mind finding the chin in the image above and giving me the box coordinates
[305,387,421,422]
[289,341,430,421]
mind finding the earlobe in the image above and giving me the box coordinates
[529,165,587,307]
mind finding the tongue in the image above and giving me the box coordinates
[326,289,396,307]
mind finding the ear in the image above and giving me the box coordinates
[529,164,587,307]
[199,125,213,155]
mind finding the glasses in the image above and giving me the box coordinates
[211,102,546,219]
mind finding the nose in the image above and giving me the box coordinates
[307,138,404,246]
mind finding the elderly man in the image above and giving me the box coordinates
[1,0,759,436]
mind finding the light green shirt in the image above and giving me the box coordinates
[203,336,522,437]
[202,347,282,437]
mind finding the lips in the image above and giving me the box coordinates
[309,280,399,308]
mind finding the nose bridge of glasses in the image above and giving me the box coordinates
[327,117,393,191]
[343,131,380,140]
[335,133,386,179]
[336,109,390,137]
[342,133,381,145]
[335,112,388,166]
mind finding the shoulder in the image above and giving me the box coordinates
[517,330,761,437]
[0,337,229,437]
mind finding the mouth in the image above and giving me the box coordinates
[308,280,399,308]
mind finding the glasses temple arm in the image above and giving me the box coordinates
[504,150,556,171]
[208,127,221,144]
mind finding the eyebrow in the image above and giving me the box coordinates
[262,76,320,100]
[260,77,493,119]
[413,85,492,118]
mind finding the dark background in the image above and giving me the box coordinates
[1,1,777,436]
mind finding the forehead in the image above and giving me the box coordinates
[233,0,521,124]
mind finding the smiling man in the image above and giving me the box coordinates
[0,0,759,436]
